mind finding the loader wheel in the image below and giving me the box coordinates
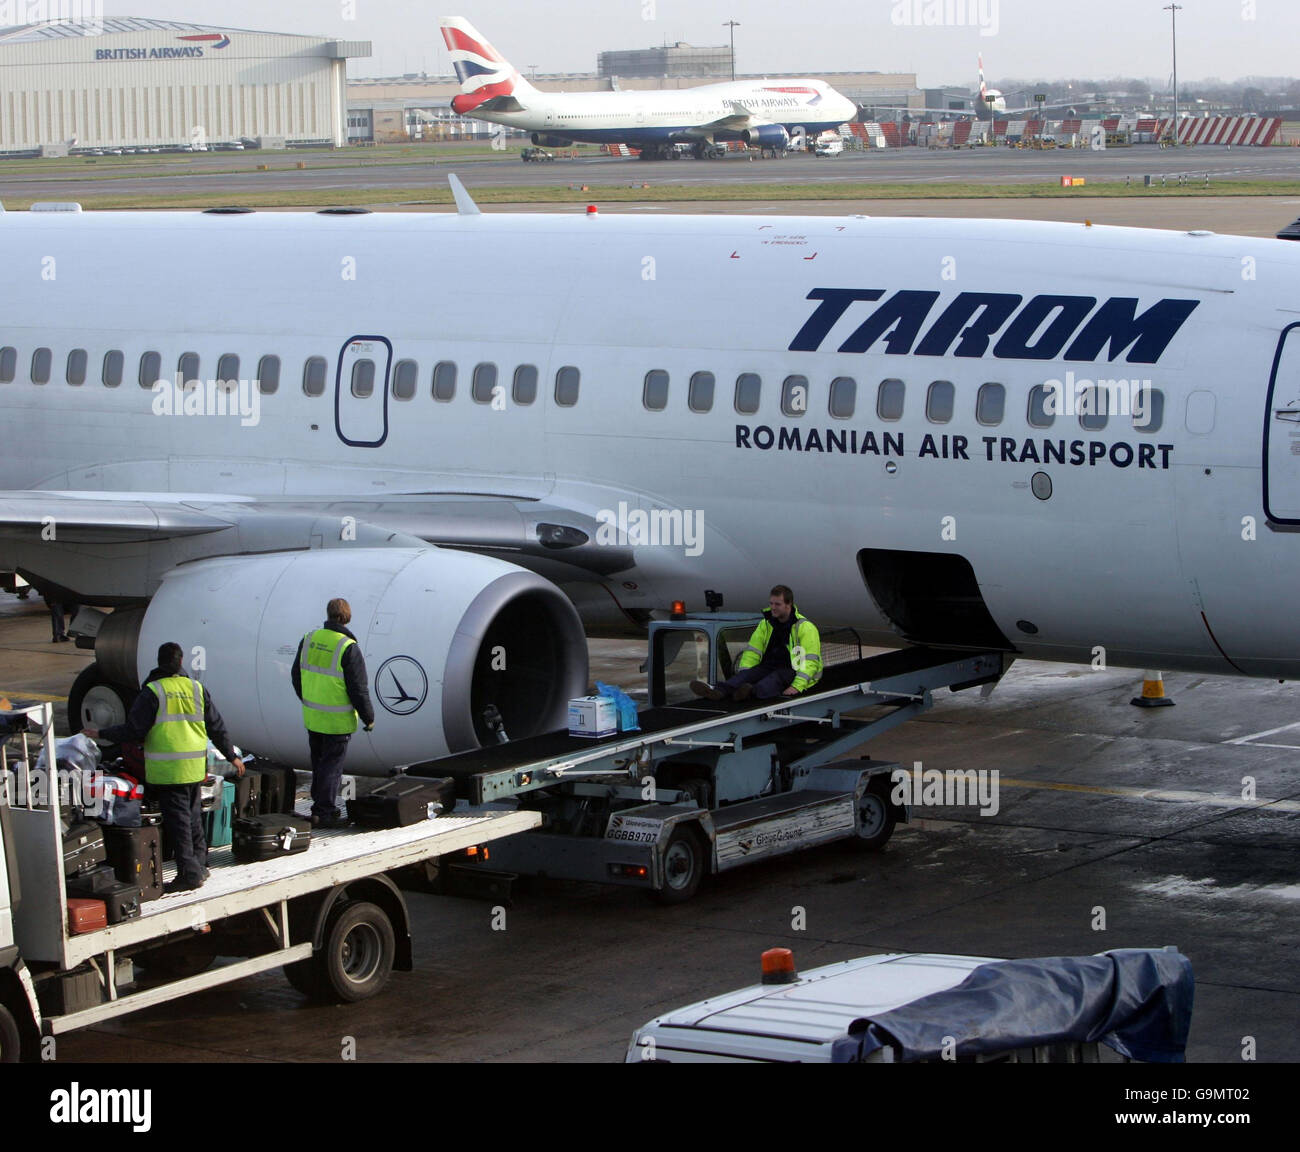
[316,901,395,1003]
[854,781,897,851]
[653,826,706,905]
[283,957,321,999]
[0,1003,21,1063]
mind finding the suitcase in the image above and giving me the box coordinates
[232,814,311,862]
[99,881,142,925]
[67,897,108,934]
[66,863,119,897]
[225,768,262,820]
[257,765,298,815]
[347,777,456,829]
[203,780,235,848]
[103,824,164,903]
[62,821,107,877]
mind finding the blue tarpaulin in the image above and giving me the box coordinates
[829,948,1194,1063]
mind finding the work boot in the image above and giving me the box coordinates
[733,682,754,703]
[690,680,724,701]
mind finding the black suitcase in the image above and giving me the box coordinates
[100,880,142,925]
[347,777,456,829]
[257,765,298,815]
[225,768,262,820]
[62,821,107,877]
[66,863,119,897]
[103,824,164,903]
[232,814,311,862]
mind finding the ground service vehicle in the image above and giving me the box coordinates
[0,703,538,1061]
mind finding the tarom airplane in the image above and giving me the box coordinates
[440,15,857,159]
[2,188,1299,775]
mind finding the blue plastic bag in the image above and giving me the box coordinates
[595,681,641,733]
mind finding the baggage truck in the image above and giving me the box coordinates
[0,702,539,1061]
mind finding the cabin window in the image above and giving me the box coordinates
[350,358,375,398]
[554,365,580,407]
[102,350,123,388]
[781,375,809,417]
[513,364,538,405]
[688,371,715,413]
[1135,387,1164,433]
[391,359,418,400]
[472,362,498,404]
[734,373,761,414]
[829,377,856,419]
[1078,385,1108,431]
[877,378,905,421]
[66,349,87,386]
[976,383,1005,426]
[31,348,52,385]
[0,347,16,383]
[643,370,669,411]
[217,354,240,386]
[303,356,327,397]
[178,352,200,386]
[432,360,456,402]
[926,380,955,424]
[1027,384,1055,428]
[138,351,161,389]
[257,355,280,395]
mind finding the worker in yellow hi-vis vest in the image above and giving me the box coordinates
[292,598,375,829]
[85,642,245,893]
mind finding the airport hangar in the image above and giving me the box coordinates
[0,16,370,154]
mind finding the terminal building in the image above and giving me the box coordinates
[0,17,369,153]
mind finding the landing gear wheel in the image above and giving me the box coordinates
[653,825,706,904]
[0,1003,22,1063]
[68,662,134,732]
[315,900,395,1003]
[854,781,898,851]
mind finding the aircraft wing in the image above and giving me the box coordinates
[0,491,241,543]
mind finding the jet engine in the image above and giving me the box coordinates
[82,548,588,775]
[742,124,791,150]
[531,133,573,148]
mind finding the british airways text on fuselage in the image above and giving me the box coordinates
[790,289,1200,362]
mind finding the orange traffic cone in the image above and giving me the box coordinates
[1131,670,1175,707]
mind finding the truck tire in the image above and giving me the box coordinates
[0,1003,21,1062]
[316,901,395,1003]
[853,779,897,851]
[283,957,321,999]
[653,825,706,904]
[68,662,134,731]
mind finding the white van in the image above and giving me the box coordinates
[814,136,844,157]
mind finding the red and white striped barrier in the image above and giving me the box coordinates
[1155,116,1282,146]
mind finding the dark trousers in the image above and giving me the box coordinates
[308,732,351,819]
[47,600,66,641]
[154,781,207,886]
[719,664,796,700]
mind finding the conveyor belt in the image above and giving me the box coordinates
[410,646,996,785]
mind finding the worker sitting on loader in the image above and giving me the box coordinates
[691,585,821,702]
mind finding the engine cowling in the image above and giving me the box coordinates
[742,124,790,150]
[126,548,588,775]
[531,133,573,147]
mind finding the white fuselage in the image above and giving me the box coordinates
[2,208,1298,678]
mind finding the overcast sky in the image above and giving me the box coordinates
[94,1,1298,86]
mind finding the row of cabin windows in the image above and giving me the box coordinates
[0,347,584,409]
[642,371,1165,433]
[0,345,1164,433]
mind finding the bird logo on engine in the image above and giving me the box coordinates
[376,655,428,715]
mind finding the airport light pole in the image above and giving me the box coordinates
[1164,3,1182,141]
[723,20,739,82]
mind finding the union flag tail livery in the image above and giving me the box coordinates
[441,16,533,115]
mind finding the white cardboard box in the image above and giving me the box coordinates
[569,695,617,738]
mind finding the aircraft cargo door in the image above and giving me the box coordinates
[335,335,391,448]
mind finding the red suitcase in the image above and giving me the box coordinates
[66,898,108,934]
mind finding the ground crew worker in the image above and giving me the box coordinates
[85,642,244,893]
[692,584,822,702]
[292,598,374,828]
